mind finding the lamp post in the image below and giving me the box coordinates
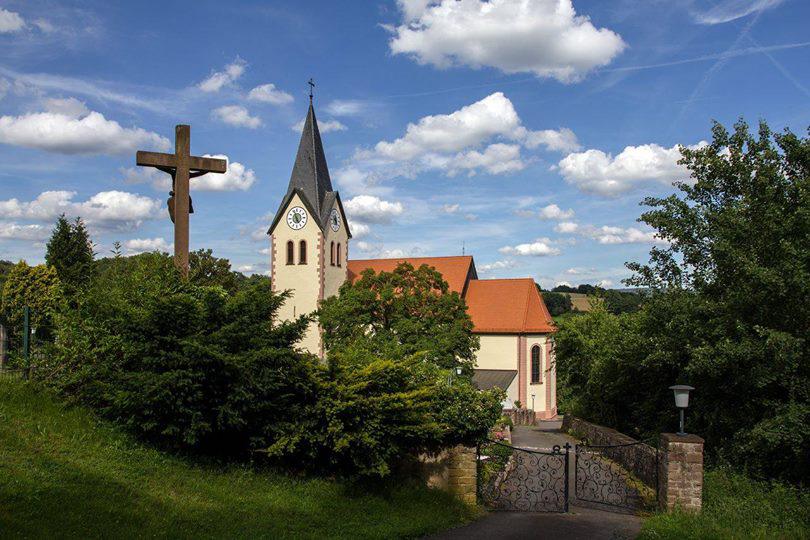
[448,366,463,385]
[531,393,536,411]
[669,385,694,435]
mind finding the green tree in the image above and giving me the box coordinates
[189,248,244,292]
[540,290,573,317]
[0,262,63,352]
[318,262,479,372]
[45,215,94,296]
[556,120,809,483]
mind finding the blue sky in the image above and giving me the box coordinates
[0,0,808,288]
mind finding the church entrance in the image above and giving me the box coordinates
[477,440,571,512]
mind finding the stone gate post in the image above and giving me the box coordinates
[658,433,704,512]
[446,445,477,505]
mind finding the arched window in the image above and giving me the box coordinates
[330,241,335,266]
[286,241,294,265]
[336,242,342,267]
[299,240,307,264]
[531,345,542,384]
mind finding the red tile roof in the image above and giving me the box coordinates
[347,256,556,335]
[465,278,556,334]
[347,255,476,295]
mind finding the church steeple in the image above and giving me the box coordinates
[288,102,333,214]
[268,100,348,236]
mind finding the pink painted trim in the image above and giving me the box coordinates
[545,341,553,414]
[517,336,527,407]
[270,234,277,292]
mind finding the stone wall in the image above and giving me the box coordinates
[415,445,477,505]
[503,408,536,426]
[562,415,658,488]
[658,433,703,512]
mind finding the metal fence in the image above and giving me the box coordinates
[0,306,49,380]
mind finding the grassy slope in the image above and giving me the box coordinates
[640,469,809,540]
[0,379,477,539]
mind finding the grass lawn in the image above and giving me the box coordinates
[0,379,479,539]
[639,469,809,539]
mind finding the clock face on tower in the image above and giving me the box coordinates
[330,209,340,231]
[287,206,308,230]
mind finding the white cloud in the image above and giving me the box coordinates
[389,0,626,83]
[522,127,581,153]
[0,8,25,33]
[291,117,346,133]
[194,155,256,191]
[198,58,246,92]
[555,221,579,233]
[499,239,560,257]
[693,0,783,24]
[325,100,367,116]
[0,221,49,241]
[596,279,613,288]
[442,204,459,213]
[437,143,526,176]
[212,105,261,129]
[248,83,294,104]
[0,190,161,229]
[538,204,575,220]
[344,195,404,224]
[347,220,370,238]
[42,96,88,117]
[478,259,517,273]
[380,248,407,258]
[368,92,521,161]
[124,237,171,254]
[558,142,706,196]
[584,225,667,245]
[0,103,170,155]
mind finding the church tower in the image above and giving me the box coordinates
[267,100,351,357]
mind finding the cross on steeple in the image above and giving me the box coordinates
[308,78,315,103]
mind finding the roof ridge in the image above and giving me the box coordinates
[521,280,533,330]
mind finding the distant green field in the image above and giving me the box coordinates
[0,379,478,539]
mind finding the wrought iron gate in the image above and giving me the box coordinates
[574,441,658,512]
[477,440,570,512]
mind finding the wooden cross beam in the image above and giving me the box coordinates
[136,125,226,276]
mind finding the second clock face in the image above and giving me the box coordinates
[330,209,340,231]
[287,206,308,230]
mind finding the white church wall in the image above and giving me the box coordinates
[474,334,518,371]
[271,192,324,356]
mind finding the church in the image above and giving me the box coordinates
[267,102,558,419]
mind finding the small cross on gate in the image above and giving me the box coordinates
[136,125,226,276]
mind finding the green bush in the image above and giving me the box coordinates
[267,351,503,477]
[640,468,810,539]
[40,252,319,455]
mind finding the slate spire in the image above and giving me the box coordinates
[287,102,333,214]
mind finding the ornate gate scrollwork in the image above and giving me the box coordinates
[477,440,570,512]
[575,440,659,512]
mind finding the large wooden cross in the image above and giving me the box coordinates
[136,125,226,276]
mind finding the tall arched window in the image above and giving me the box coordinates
[336,242,342,267]
[286,241,294,265]
[330,241,335,266]
[299,240,307,264]
[531,345,542,384]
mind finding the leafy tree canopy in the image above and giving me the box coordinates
[318,262,479,372]
[557,120,809,483]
